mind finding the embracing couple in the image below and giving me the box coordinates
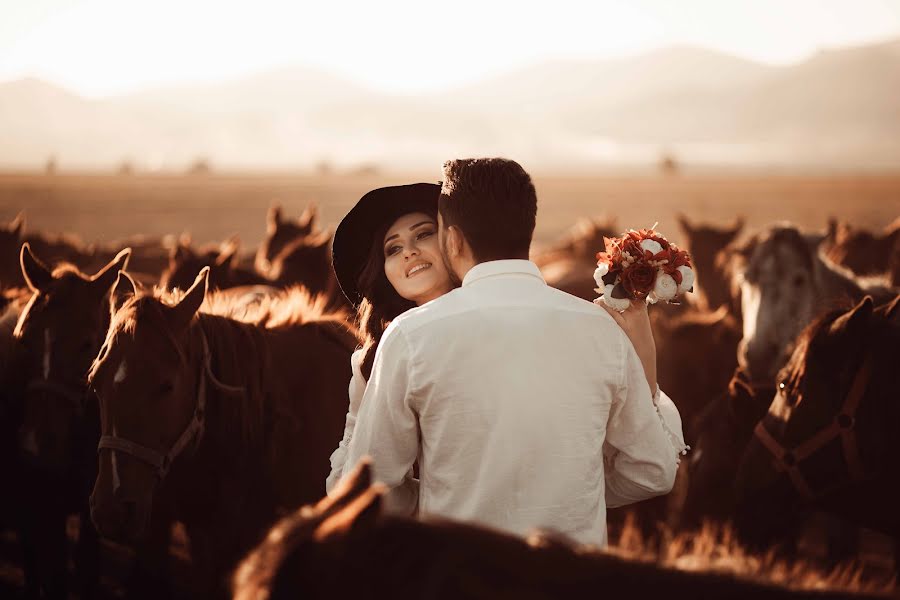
[326,158,686,546]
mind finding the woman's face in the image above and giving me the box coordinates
[383,212,453,305]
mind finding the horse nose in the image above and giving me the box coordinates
[742,340,780,382]
[90,493,137,541]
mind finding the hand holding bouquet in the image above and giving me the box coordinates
[594,226,694,311]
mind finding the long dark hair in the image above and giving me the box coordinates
[355,220,418,380]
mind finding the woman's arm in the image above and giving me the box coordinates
[596,299,657,393]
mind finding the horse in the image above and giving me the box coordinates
[535,217,618,301]
[676,214,744,312]
[0,212,106,289]
[9,243,130,598]
[160,237,269,291]
[678,368,775,531]
[730,224,894,385]
[88,268,358,596]
[232,460,890,600]
[255,203,320,275]
[268,231,348,310]
[733,295,900,565]
[823,218,900,286]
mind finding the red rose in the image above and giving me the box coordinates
[621,263,657,297]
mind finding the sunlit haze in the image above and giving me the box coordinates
[2,0,899,97]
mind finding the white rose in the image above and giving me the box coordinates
[654,272,677,300]
[602,283,631,311]
[640,239,663,256]
[676,265,695,294]
[593,263,609,288]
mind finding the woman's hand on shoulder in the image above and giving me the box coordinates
[595,299,657,391]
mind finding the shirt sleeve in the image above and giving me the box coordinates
[345,324,420,516]
[604,332,680,508]
[325,349,367,494]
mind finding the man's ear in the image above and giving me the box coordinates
[445,226,464,259]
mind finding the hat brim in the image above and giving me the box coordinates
[332,183,442,306]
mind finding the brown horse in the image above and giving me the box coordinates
[255,204,320,275]
[734,295,900,558]
[730,224,893,384]
[10,243,130,598]
[676,214,744,312]
[268,231,347,309]
[535,217,618,301]
[679,368,775,531]
[88,268,357,596]
[233,461,889,600]
[823,218,900,286]
[160,237,269,291]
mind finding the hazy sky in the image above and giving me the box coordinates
[1,0,899,97]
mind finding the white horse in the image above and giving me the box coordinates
[731,224,894,384]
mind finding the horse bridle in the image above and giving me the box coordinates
[751,354,873,500]
[97,323,245,479]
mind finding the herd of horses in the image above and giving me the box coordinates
[0,205,897,598]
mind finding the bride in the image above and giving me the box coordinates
[326,181,686,505]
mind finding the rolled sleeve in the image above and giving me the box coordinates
[604,333,679,508]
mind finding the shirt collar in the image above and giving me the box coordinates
[461,260,546,287]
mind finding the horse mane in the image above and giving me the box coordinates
[93,286,356,452]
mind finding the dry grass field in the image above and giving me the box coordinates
[1,172,898,252]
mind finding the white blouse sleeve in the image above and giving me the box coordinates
[652,387,690,461]
[325,349,367,494]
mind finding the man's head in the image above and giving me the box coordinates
[438,158,537,281]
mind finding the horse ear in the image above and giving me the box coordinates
[171,267,209,327]
[313,484,385,543]
[110,270,138,314]
[676,213,692,236]
[298,203,318,232]
[216,236,240,268]
[268,204,282,228]
[9,212,25,238]
[730,216,745,236]
[885,294,900,322]
[90,248,132,293]
[826,217,838,241]
[20,243,54,292]
[830,296,874,336]
[172,239,192,262]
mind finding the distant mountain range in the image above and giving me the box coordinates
[2,39,899,171]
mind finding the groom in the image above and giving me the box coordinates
[345,158,681,546]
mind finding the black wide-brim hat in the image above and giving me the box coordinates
[332,182,442,306]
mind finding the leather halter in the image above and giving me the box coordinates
[97,323,245,479]
[752,355,873,500]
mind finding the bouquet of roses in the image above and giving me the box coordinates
[594,226,694,311]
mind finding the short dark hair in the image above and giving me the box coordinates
[438,158,537,262]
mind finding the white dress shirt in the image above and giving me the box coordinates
[334,260,685,546]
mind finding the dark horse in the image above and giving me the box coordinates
[89,268,358,596]
[734,295,900,564]
[232,461,888,600]
[11,243,130,598]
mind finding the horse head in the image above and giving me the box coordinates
[268,230,335,294]
[823,218,898,277]
[676,214,743,310]
[256,203,320,275]
[734,225,827,384]
[733,294,900,548]
[89,268,210,542]
[13,243,130,471]
[160,237,239,291]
